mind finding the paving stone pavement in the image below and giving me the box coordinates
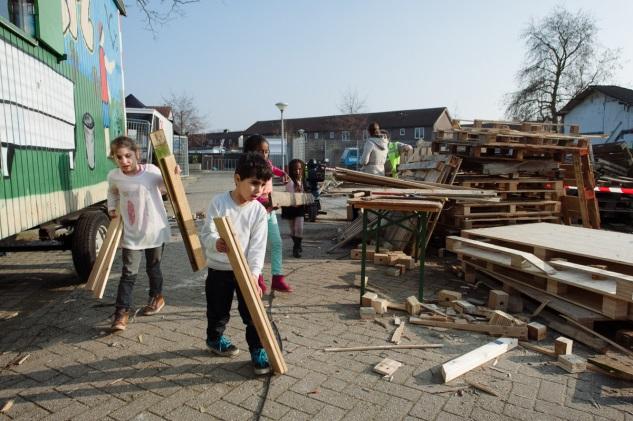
[1,171,633,420]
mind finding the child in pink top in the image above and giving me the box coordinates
[243,135,293,293]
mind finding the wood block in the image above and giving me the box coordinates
[386,254,400,265]
[372,298,389,315]
[361,292,378,307]
[489,310,515,326]
[346,204,355,221]
[395,264,406,275]
[558,354,586,373]
[350,249,362,260]
[405,296,421,315]
[442,338,518,382]
[488,290,509,311]
[360,306,376,320]
[395,256,415,269]
[366,250,375,260]
[384,267,401,277]
[438,290,462,307]
[373,358,402,377]
[354,275,369,287]
[602,297,628,319]
[373,253,390,265]
[527,322,547,341]
[452,300,477,315]
[554,337,573,355]
[507,296,524,313]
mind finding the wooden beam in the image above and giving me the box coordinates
[87,217,123,299]
[409,317,527,339]
[441,338,518,383]
[150,130,206,272]
[214,217,288,374]
[324,344,443,352]
[559,315,633,356]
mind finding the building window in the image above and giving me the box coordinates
[414,127,424,139]
[0,0,36,36]
[342,131,350,141]
[329,131,335,139]
[400,128,406,136]
[314,132,319,139]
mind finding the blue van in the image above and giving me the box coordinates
[340,147,359,169]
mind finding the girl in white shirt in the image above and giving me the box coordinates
[107,136,171,331]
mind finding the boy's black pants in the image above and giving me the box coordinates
[205,268,262,351]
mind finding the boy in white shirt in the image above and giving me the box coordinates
[199,152,273,375]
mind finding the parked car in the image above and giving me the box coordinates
[340,147,359,169]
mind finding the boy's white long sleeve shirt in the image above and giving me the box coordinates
[106,164,170,249]
[200,191,268,278]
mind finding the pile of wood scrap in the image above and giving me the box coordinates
[592,141,633,178]
[432,120,599,230]
[447,222,633,351]
[327,166,496,252]
[350,248,416,277]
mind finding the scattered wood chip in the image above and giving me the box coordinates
[0,399,14,413]
[0,311,18,321]
[308,389,320,395]
[466,380,499,397]
[373,358,402,377]
[108,378,123,386]
[138,335,144,344]
[15,354,30,366]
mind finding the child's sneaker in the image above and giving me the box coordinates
[250,348,271,375]
[207,336,239,357]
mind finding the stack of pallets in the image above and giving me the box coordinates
[447,223,633,327]
[432,120,592,231]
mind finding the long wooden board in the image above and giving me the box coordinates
[86,217,123,299]
[150,130,206,272]
[461,223,633,273]
[441,338,517,383]
[214,216,288,374]
[409,317,527,339]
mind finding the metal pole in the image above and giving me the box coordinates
[280,110,285,171]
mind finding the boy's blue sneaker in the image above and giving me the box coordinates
[207,336,239,357]
[250,348,271,375]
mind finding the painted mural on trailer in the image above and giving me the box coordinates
[0,0,125,239]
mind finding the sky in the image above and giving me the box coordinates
[120,0,633,133]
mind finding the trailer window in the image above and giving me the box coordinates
[0,1,35,36]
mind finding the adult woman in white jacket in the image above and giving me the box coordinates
[360,122,389,175]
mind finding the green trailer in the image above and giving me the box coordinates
[0,0,126,280]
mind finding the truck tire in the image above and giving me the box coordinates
[72,210,109,282]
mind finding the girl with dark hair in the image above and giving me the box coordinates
[242,135,293,293]
[281,159,306,258]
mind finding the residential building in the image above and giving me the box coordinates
[559,85,633,146]
[244,107,452,164]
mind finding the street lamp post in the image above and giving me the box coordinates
[275,102,288,170]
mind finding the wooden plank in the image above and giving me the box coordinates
[373,358,402,377]
[324,344,443,352]
[447,236,556,275]
[441,338,518,383]
[150,130,206,272]
[559,315,633,356]
[391,322,406,344]
[270,191,314,207]
[214,216,288,374]
[88,217,123,299]
[348,197,443,212]
[408,317,527,339]
[461,223,633,273]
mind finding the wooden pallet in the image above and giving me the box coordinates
[460,223,633,275]
[457,177,564,193]
[150,130,206,271]
[454,200,560,216]
[432,141,580,161]
[214,217,288,374]
[447,236,633,320]
[447,215,560,230]
[572,148,601,229]
[444,129,589,148]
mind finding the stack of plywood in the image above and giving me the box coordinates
[432,120,594,231]
[447,223,633,327]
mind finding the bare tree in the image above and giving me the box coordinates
[338,87,367,114]
[505,6,619,123]
[162,92,207,135]
[134,0,200,33]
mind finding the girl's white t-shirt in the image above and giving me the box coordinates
[107,164,171,249]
